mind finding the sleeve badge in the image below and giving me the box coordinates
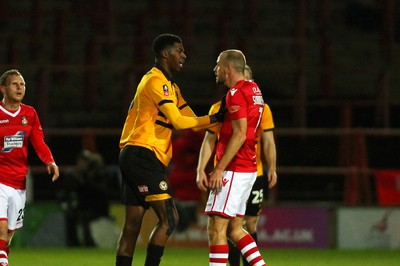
[163,85,169,96]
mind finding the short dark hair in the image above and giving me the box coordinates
[152,33,182,57]
[0,69,22,86]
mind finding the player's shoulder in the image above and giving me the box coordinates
[242,79,258,88]
[20,103,36,113]
[145,68,164,82]
[239,80,261,94]
[145,68,174,89]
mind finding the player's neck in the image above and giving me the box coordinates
[156,63,173,80]
[227,73,245,88]
[1,99,20,111]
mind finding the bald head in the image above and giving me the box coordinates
[219,50,246,75]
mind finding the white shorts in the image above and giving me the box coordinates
[205,171,257,218]
[0,183,26,231]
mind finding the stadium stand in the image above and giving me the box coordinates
[1,0,400,204]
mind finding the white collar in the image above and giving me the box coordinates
[0,104,21,117]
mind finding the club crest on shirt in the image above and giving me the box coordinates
[163,85,169,96]
[21,116,28,126]
[159,181,168,191]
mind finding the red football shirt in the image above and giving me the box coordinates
[0,103,54,189]
[215,79,264,172]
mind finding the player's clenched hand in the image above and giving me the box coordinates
[208,168,223,191]
[47,162,60,182]
[209,94,227,124]
[196,170,209,192]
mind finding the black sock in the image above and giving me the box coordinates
[228,240,241,266]
[116,255,132,266]
[145,244,165,266]
[250,232,258,244]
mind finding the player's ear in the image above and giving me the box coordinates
[160,49,170,59]
[226,65,233,75]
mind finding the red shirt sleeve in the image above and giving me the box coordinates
[29,110,55,165]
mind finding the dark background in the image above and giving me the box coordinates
[2,0,400,204]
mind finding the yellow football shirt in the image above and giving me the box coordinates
[120,67,210,166]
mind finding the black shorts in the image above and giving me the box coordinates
[245,175,268,216]
[119,145,172,208]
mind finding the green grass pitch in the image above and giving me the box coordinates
[8,247,400,266]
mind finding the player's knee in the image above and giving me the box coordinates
[165,199,178,236]
[7,232,15,246]
[243,218,258,234]
[208,226,227,244]
[246,226,257,234]
[227,226,247,243]
[123,222,141,237]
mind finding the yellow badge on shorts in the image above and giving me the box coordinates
[159,181,168,191]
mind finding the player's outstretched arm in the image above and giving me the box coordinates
[159,103,212,130]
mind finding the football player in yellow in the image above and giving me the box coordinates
[116,33,224,266]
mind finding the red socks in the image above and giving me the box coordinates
[209,244,229,265]
[236,234,266,266]
[0,240,8,266]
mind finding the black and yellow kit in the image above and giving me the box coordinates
[119,66,211,204]
[120,67,211,166]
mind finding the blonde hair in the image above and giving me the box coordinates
[0,69,22,86]
[244,65,253,80]
[220,50,246,74]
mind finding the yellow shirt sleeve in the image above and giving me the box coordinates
[159,102,210,130]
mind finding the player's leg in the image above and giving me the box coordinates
[228,173,266,266]
[0,188,8,264]
[0,220,8,266]
[208,215,230,266]
[228,217,265,266]
[144,198,178,266]
[5,232,13,257]
[241,175,267,265]
[228,239,241,266]
[241,216,258,266]
[227,174,264,266]
[0,222,14,266]
[227,216,242,266]
[243,216,258,236]
[116,205,146,255]
[115,180,147,265]
[116,146,149,266]
[0,184,26,266]
[205,171,241,266]
[228,190,260,266]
